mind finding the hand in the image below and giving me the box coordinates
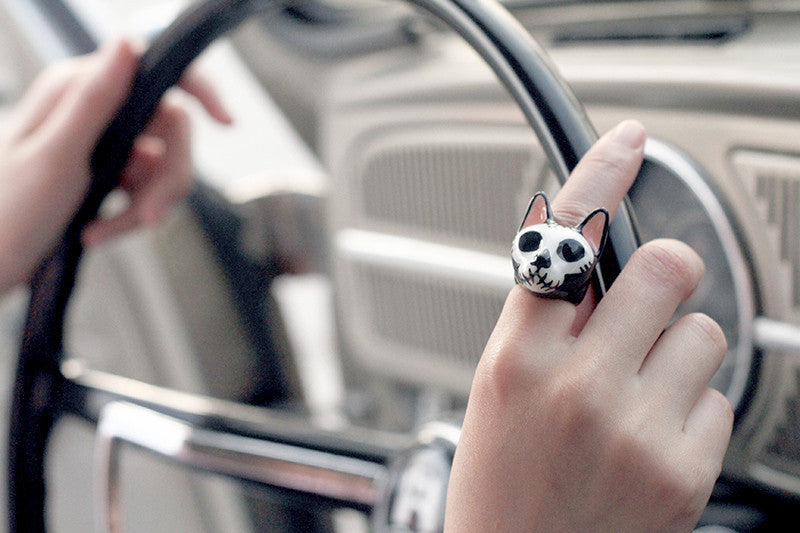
[0,39,231,292]
[445,121,733,532]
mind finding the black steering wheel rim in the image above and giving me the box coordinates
[8,0,640,531]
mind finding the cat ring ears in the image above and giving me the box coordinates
[512,192,609,304]
[9,1,641,531]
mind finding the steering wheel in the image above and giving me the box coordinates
[7,0,641,531]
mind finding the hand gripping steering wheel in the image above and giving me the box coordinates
[8,0,641,531]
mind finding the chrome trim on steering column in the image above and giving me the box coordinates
[95,402,388,533]
[753,317,800,355]
[372,419,462,533]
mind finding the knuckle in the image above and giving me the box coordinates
[474,340,532,407]
[610,421,650,464]
[82,57,118,98]
[167,103,191,131]
[161,98,190,121]
[552,198,594,228]
[472,288,557,404]
[632,239,705,297]
[550,374,593,409]
[544,370,606,431]
[477,344,600,424]
[80,77,115,111]
[581,146,633,181]
[154,100,192,138]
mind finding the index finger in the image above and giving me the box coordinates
[551,120,646,330]
[499,121,647,342]
[552,120,646,227]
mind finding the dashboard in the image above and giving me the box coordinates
[3,0,800,531]
[233,0,800,517]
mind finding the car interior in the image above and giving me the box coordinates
[2,0,800,531]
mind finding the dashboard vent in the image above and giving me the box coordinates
[765,368,800,474]
[732,151,800,309]
[552,16,749,45]
[354,263,504,368]
[353,134,543,254]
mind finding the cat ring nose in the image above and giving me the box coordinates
[533,250,551,269]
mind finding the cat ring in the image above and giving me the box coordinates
[511,192,609,304]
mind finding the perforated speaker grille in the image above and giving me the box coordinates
[733,150,800,310]
[359,143,534,249]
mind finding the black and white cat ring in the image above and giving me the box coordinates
[511,192,610,304]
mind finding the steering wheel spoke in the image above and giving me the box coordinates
[56,364,406,531]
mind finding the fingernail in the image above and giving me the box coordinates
[612,120,646,150]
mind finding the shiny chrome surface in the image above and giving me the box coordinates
[753,317,800,355]
[372,420,461,533]
[95,402,389,532]
[336,229,512,291]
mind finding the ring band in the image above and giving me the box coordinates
[511,192,609,304]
